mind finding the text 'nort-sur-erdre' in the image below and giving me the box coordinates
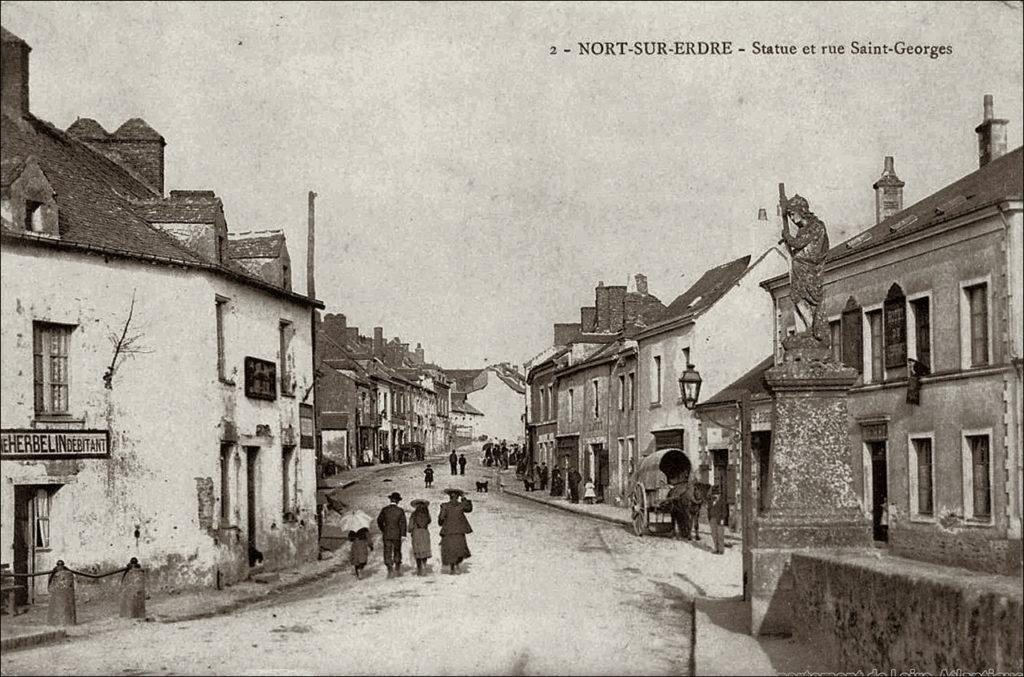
[557,41,953,59]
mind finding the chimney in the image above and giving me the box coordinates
[595,281,610,332]
[415,343,425,365]
[373,327,384,358]
[975,94,1008,168]
[634,273,648,295]
[607,286,627,332]
[872,156,905,224]
[749,206,774,255]
[307,191,317,299]
[1,27,30,117]
[67,119,165,195]
[580,307,596,333]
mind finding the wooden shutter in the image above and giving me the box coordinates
[841,297,863,373]
[883,284,907,369]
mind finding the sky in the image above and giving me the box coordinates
[2,1,1022,368]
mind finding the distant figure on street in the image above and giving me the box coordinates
[583,477,596,504]
[458,453,468,475]
[409,499,433,575]
[667,480,693,541]
[539,462,549,491]
[449,450,458,475]
[568,468,582,503]
[550,468,562,497]
[348,528,372,578]
[706,487,726,554]
[424,464,434,488]
[439,488,474,574]
[524,464,537,492]
[376,492,407,577]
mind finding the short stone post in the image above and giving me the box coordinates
[119,557,146,619]
[47,560,77,626]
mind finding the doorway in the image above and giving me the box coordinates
[12,486,32,606]
[593,443,609,501]
[869,441,888,542]
[245,446,261,566]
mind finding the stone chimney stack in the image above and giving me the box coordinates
[872,156,905,224]
[595,281,610,332]
[1,27,30,118]
[415,343,425,365]
[67,118,165,196]
[373,327,384,359]
[975,94,1008,168]
[635,273,648,295]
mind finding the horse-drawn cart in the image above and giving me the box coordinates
[629,448,691,537]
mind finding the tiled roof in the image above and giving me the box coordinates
[227,230,285,259]
[131,191,222,224]
[661,255,752,322]
[828,146,1023,262]
[1,110,321,307]
[452,398,483,416]
[491,368,526,395]
[443,368,486,393]
[1,26,27,46]
[696,355,774,408]
[65,117,109,140]
[2,111,200,261]
[113,118,164,142]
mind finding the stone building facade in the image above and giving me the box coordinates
[0,27,322,602]
[762,99,1022,575]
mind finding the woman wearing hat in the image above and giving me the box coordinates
[409,499,433,575]
[438,488,473,574]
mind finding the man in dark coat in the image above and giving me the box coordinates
[449,450,458,475]
[458,453,468,476]
[568,468,582,503]
[376,492,407,576]
[706,486,727,554]
[539,462,549,491]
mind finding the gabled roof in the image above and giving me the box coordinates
[695,355,774,408]
[828,146,1023,263]
[1,26,28,47]
[661,255,751,322]
[227,230,285,259]
[1,110,321,307]
[444,368,486,393]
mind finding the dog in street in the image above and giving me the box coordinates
[475,480,489,493]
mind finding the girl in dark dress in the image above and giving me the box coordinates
[438,488,473,574]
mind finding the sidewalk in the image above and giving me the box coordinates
[502,482,741,543]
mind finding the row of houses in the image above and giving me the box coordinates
[0,26,521,608]
[525,96,1022,576]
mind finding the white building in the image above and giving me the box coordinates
[0,27,322,603]
[445,365,526,444]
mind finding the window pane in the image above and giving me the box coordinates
[913,298,931,369]
[829,320,842,363]
[969,285,989,366]
[915,439,932,515]
[869,311,883,381]
[970,436,991,517]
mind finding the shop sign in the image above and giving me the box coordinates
[300,403,315,449]
[244,357,277,401]
[1,429,110,459]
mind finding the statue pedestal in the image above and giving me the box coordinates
[748,348,872,636]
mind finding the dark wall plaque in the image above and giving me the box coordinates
[883,284,907,369]
[1,429,111,459]
[244,356,277,401]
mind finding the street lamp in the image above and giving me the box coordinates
[678,364,702,410]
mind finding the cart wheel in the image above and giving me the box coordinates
[632,485,647,537]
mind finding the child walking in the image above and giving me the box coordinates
[348,527,372,578]
[409,499,433,575]
[424,464,435,488]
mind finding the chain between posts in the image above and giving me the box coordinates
[0,558,140,583]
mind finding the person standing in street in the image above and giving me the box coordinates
[348,528,372,579]
[568,467,582,503]
[376,492,407,577]
[439,488,474,574]
[409,499,433,575]
[424,464,435,488]
[458,453,468,476]
[550,467,562,497]
[706,487,726,554]
[449,450,458,475]
[539,462,549,491]
[524,463,537,491]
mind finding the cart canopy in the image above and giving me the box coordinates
[633,448,691,489]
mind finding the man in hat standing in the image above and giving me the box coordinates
[376,492,407,577]
[449,449,458,475]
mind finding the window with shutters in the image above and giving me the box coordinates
[908,436,933,517]
[961,282,989,368]
[962,431,993,522]
[618,374,626,411]
[908,295,932,371]
[567,388,574,422]
[591,379,600,419]
[216,295,231,382]
[841,297,863,373]
[33,322,73,415]
[279,320,295,396]
[866,309,884,383]
[829,319,842,363]
[628,372,636,411]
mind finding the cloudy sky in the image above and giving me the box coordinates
[3,1,1021,368]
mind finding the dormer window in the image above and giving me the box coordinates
[25,200,44,232]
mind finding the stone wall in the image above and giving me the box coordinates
[789,549,1023,674]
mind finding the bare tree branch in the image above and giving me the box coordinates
[104,289,151,389]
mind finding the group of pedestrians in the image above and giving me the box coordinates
[448,450,468,475]
[484,440,517,469]
[521,462,550,492]
[352,488,476,578]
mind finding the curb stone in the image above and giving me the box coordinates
[0,628,68,653]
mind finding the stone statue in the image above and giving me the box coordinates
[779,192,830,345]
